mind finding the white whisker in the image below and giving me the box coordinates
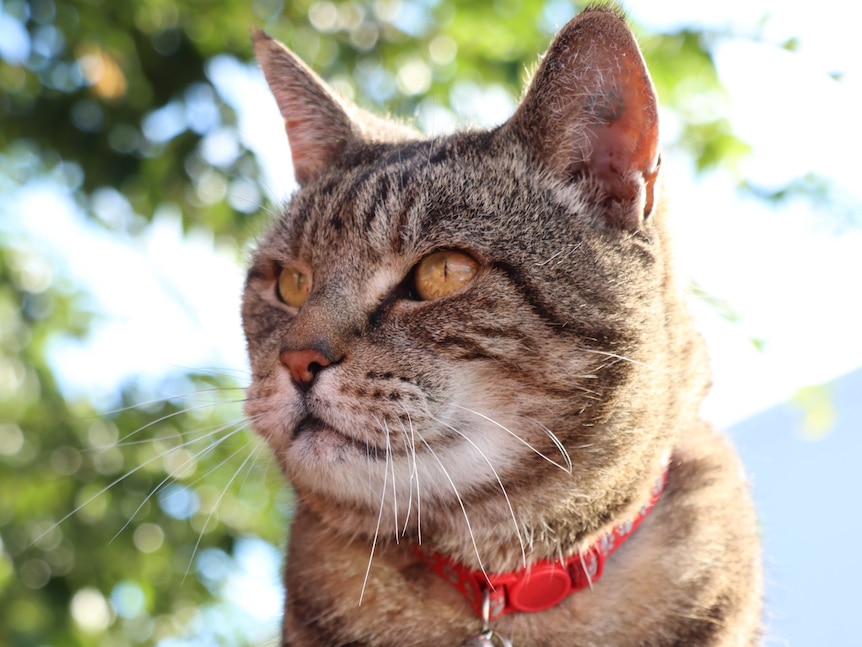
[447,403,572,472]
[234,435,274,494]
[111,418,253,542]
[578,347,670,375]
[405,412,422,544]
[384,420,399,544]
[85,386,245,420]
[162,364,251,380]
[28,415,257,548]
[431,415,527,568]
[182,441,265,583]
[359,419,390,605]
[103,403,249,451]
[416,431,488,581]
[104,399,242,449]
[534,420,574,473]
[395,417,416,538]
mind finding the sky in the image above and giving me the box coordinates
[4,0,861,644]
[628,0,862,427]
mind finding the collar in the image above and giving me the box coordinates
[416,468,668,621]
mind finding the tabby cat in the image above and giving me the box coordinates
[242,6,762,646]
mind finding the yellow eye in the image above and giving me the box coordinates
[277,265,311,308]
[414,250,479,301]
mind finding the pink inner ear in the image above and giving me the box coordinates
[582,54,660,215]
[283,116,345,186]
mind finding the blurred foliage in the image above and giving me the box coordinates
[741,173,862,230]
[791,384,837,440]
[1,154,286,643]
[690,282,766,352]
[0,0,755,244]
[0,0,818,645]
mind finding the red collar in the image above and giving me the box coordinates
[416,469,668,620]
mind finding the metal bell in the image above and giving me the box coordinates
[460,631,513,647]
[461,633,496,647]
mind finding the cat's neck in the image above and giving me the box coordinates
[296,453,671,574]
[414,466,668,620]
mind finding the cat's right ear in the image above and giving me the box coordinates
[505,8,661,230]
[253,30,355,186]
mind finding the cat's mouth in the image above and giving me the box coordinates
[293,414,380,456]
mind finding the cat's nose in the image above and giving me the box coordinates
[280,348,331,389]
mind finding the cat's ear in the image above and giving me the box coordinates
[507,8,660,229]
[253,30,355,186]
[254,31,419,186]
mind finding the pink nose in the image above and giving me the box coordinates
[280,349,331,388]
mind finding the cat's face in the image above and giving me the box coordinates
[242,9,704,550]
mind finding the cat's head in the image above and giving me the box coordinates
[242,7,707,563]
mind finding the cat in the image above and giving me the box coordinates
[242,5,762,646]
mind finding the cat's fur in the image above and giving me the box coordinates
[243,6,761,646]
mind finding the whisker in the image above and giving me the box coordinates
[404,411,422,544]
[165,393,248,406]
[180,421,265,494]
[535,242,582,267]
[110,418,255,542]
[182,441,264,583]
[416,432,488,581]
[364,420,375,496]
[100,404,249,451]
[577,347,671,375]
[384,420,399,544]
[430,415,526,568]
[446,403,572,472]
[105,427,207,450]
[533,420,574,474]
[234,434,274,494]
[29,415,255,548]
[103,399,243,450]
[162,364,251,380]
[412,420,422,545]
[396,417,415,538]
[84,386,246,420]
[359,419,391,606]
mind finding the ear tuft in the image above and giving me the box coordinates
[507,8,661,229]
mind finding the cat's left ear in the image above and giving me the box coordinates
[506,8,661,230]
[253,30,355,186]
[254,31,419,186]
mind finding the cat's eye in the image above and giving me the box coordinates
[277,265,311,308]
[414,250,479,301]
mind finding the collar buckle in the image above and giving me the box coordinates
[504,547,605,614]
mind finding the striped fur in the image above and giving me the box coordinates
[243,6,761,646]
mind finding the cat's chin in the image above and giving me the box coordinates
[290,415,378,462]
